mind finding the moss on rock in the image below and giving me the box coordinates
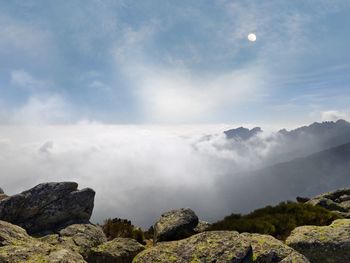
[286,219,350,263]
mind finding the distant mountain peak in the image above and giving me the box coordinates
[278,119,350,136]
[224,126,262,140]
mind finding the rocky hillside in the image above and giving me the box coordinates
[1,183,350,262]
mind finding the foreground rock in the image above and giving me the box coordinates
[0,182,95,235]
[241,233,309,262]
[134,231,252,263]
[41,224,107,259]
[88,238,144,263]
[134,231,308,263]
[193,220,211,233]
[154,208,199,242]
[286,219,350,263]
[306,188,350,217]
[0,220,86,262]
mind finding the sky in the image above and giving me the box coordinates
[0,0,350,126]
[1,1,350,227]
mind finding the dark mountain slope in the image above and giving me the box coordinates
[217,142,350,215]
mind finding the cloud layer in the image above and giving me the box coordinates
[0,122,348,228]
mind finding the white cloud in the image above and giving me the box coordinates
[0,120,348,228]
[0,124,280,227]
[11,70,51,91]
[12,95,71,125]
[135,66,264,123]
[112,22,266,123]
[321,110,348,121]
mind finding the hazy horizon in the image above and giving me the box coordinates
[0,119,349,228]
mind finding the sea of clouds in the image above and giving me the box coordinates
[0,123,342,228]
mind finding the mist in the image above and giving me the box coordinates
[0,123,348,229]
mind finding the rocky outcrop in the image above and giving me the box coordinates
[154,208,199,242]
[41,224,107,259]
[224,127,262,140]
[240,233,309,262]
[87,238,144,263]
[0,220,86,263]
[286,219,350,263]
[134,231,253,263]
[306,188,350,217]
[134,231,308,263]
[193,220,211,233]
[0,182,95,235]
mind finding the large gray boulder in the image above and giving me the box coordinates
[40,224,108,259]
[0,182,95,235]
[134,231,308,263]
[154,208,199,242]
[306,188,350,217]
[87,238,144,263]
[240,233,309,262]
[286,219,350,263]
[134,231,253,263]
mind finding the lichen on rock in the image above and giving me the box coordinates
[153,208,199,243]
[286,219,350,263]
[88,237,144,263]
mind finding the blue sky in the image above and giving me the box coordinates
[0,0,350,125]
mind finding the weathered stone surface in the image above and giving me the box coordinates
[134,231,253,263]
[0,182,95,235]
[88,238,144,263]
[193,220,211,233]
[286,219,350,263]
[0,220,86,263]
[306,188,350,217]
[0,187,4,194]
[0,220,31,246]
[40,224,107,259]
[241,233,309,262]
[279,252,310,263]
[154,208,199,242]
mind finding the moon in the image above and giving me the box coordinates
[248,33,257,42]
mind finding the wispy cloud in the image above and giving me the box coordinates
[321,110,349,121]
[11,70,52,91]
[1,95,72,125]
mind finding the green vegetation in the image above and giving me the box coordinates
[208,201,342,240]
[101,218,146,244]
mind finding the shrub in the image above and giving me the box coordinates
[101,218,146,244]
[208,201,342,240]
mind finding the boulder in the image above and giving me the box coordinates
[0,220,86,263]
[154,208,199,242]
[193,220,211,233]
[135,231,308,263]
[87,238,144,263]
[286,219,350,263]
[0,182,95,235]
[240,233,309,262]
[40,224,107,259]
[0,187,3,194]
[134,231,253,263]
[306,188,350,217]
